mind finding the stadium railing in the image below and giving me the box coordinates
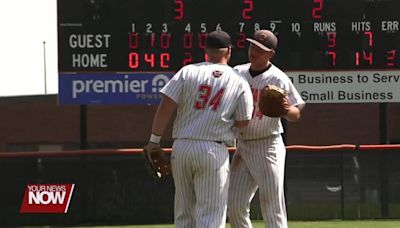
[1,144,399,226]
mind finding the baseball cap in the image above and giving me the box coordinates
[206,30,232,48]
[246,30,278,51]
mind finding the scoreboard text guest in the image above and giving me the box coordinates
[58,0,400,72]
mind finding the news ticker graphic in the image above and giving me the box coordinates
[20,184,75,214]
[58,72,174,104]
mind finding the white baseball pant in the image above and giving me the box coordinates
[171,139,230,228]
[228,135,287,228]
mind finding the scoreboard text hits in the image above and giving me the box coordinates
[58,0,400,72]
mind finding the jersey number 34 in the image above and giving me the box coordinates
[194,84,225,111]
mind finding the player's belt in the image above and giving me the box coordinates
[240,134,279,142]
[215,141,228,147]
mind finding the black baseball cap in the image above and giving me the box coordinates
[206,30,232,48]
[246,30,278,51]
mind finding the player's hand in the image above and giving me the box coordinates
[143,142,171,178]
[143,142,161,153]
[231,152,242,169]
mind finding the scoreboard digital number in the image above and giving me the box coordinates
[58,0,400,72]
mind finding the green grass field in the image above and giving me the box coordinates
[70,220,400,228]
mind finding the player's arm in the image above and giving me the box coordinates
[234,120,250,128]
[147,68,183,144]
[283,105,301,122]
[143,94,175,178]
[151,94,177,137]
[233,81,254,128]
[282,77,305,122]
[145,94,176,154]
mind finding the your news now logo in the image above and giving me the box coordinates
[20,184,75,213]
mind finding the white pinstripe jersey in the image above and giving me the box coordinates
[234,63,305,140]
[161,62,253,143]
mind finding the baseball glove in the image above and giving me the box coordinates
[258,84,290,117]
[143,144,171,179]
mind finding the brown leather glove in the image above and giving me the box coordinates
[143,142,171,179]
[258,84,290,118]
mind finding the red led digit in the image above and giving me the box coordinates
[149,33,155,48]
[363,51,373,65]
[128,52,139,69]
[242,0,253,20]
[183,52,192,65]
[355,52,360,65]
[327,51,336,66]
[160,53,170,68]
[312,0,323,19]
[236,32,246,49]
[183,33,193,49]
[128,32,138,49]
[364,31,373,47]
[355,51,373,65]
[386,50,396,67]
[174,0,184,20]
[198,33,207,49]
[160,33,171,49]
[144,53,155,67]
[327,32,336,48]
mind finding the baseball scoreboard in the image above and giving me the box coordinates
[57,0,400,104]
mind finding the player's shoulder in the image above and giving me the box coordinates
[233,62,251,73]
[268,64,291,81]
[177,62,210,78]
[227,70,250,90]
[180,61,207,71]
[270,63,285,74]
[224,65,246,81]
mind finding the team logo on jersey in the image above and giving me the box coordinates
[212,70,223,78]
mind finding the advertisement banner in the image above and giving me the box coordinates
[287,70,400,103]
[58,72,174,104]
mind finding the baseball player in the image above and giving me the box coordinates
[227,30,305,228]
[144,30,253,228]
